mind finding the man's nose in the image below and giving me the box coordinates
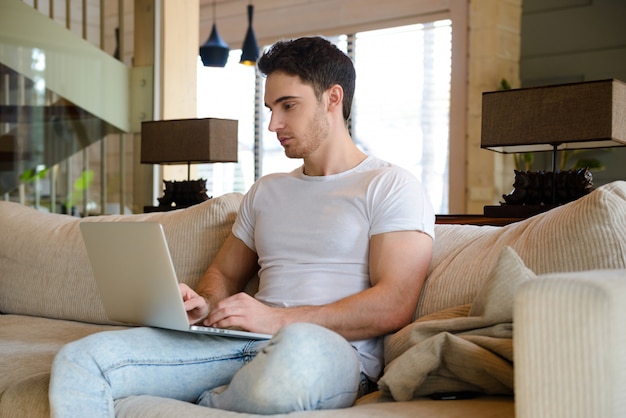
[268,113,281,132]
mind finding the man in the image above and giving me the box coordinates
[49,36,434,416]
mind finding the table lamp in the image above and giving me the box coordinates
[141,118,238,209]
[481,78,626,217]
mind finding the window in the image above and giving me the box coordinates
[197,21,452,213]
[196,51,256,195]
[351,22,451,213]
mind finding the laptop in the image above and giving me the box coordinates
[79,222,271,340]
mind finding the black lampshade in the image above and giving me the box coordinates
[199,23,230,67]
[481,79,626,153]
[141,118,239,165]
[239,4,259,66]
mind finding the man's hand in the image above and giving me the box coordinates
[179,283,209,325]
[204,292,280,335]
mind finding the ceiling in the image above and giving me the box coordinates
[197,0,449,49]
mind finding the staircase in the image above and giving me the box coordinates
[0,0,147,214]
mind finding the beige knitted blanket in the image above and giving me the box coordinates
[379,246,535,401]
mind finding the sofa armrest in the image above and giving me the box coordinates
[514,269,626,418]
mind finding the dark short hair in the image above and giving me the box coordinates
[257,36,356,122]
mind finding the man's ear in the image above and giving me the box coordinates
[326,84,344,113]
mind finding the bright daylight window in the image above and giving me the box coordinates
[197,20,451,213]
[197,50,257,195]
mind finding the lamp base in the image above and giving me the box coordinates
[157,179,211,209]
[485,168,594,218]
[501,168,593,205]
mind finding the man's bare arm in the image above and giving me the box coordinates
[181,232,259,324]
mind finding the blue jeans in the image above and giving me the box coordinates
[49,323,362,417]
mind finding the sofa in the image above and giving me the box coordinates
[2,181,626,418]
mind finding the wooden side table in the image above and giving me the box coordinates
[435,214,525,227]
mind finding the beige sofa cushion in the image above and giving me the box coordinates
[0,314,127,418]
[114,393,514,417]
[417,181,626,318]
[0,193,243,324]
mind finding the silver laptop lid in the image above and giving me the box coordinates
[80,222,191,331]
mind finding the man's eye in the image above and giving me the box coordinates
[284,103,294,110]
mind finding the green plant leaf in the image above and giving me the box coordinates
[66,170,95,209]
[573,158,605,170]
[498,78,512,90]
[19,166,48,182]
[73,170,94,191]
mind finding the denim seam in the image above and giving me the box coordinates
[100,339,262,376]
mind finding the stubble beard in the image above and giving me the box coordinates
[283,105,329,160]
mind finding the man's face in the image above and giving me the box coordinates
[264,72,329,160]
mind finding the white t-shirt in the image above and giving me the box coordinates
[232,156,435,379]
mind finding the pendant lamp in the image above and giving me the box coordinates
[239,3,259,66]
[199,1,230,67]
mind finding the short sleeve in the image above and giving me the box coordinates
[368,168,435,239]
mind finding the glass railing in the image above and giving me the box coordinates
[1,0,139,215]
[0,63,122,214]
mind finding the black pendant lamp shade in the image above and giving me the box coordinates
[199,3,230,67]
[240,4,259,66]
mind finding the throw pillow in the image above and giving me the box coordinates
[468,245,537,322]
